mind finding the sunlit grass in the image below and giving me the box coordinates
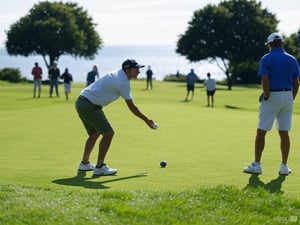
[1,183,300,225]
[1,81,300,224]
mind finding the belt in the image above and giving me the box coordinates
[79,95,99,106]
[270,88,291,92]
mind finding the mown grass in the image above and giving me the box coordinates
[1,80,300,224]
[1,183,300,225]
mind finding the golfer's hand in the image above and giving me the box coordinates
[259,93,269,102]
[146,119,156,129]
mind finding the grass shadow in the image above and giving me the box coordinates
[224,105,245,110]
[180,99,190,103]
[52,171,147,189]
[243,174,287,194]
[16,97,37,101]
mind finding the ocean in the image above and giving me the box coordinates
[0,45,225,82]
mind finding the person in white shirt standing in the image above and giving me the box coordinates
[204,72,216,107]
[76,59,157,176]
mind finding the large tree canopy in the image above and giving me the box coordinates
[285,29,300,64]
[5,1,102,68]
[176,0,278,89]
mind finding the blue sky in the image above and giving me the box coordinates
[0,0,300,47]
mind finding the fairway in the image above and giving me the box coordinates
[1,80,300,199]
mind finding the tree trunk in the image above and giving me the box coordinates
[212,57,232,90]
[225,70,232,90]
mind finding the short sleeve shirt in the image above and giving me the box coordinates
[80,69,132,106]
[258,47,300,89]
[186,72,198,85]
[204,78,216,91]
[32,66,42,80]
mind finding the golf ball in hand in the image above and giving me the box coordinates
[153,123,158,129]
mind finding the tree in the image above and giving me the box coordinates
[284,30,300,64]
[5,1,102,69]
[176,0,278,89]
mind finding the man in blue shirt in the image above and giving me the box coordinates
[244,33,300,175]
[185,69,198,101]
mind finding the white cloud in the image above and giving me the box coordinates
[260,0,300,35]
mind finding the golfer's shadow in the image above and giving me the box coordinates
[52,171,147,189]
[243,174,287,194]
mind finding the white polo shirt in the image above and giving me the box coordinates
[204,78,216,91]
[80,69,132,106]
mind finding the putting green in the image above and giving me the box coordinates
[1,80,300,199]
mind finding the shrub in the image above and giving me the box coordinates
[163,74,186,82]
[163,74,204,83]
[0,68,23,83]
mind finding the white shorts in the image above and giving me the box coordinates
[64,83,71,92]
[258,91,293,131]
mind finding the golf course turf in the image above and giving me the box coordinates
[1,80,300,224]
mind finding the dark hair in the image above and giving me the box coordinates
[269,39,283,48]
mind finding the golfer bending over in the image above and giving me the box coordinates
[76,59,156,176]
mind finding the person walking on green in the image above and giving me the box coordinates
[204,72,216,107]
[184,69,198,101]
[48,61,60,97]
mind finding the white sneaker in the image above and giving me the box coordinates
[78,162,95,171]
[279,164,291,175]
[243,162,262,174]
[93,163,118,176]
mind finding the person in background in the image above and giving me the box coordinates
[86,65,99,86]
[184,68,198,101]
[60,68,73,100]
[243,32,300,175]
[204,72,216,107]
[31,62,43,98]
[146,65,153,90]
[176,70,180,79]
[48,61,60,97]
[76,59,157,176]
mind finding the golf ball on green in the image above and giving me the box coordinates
[160,160,167,167]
